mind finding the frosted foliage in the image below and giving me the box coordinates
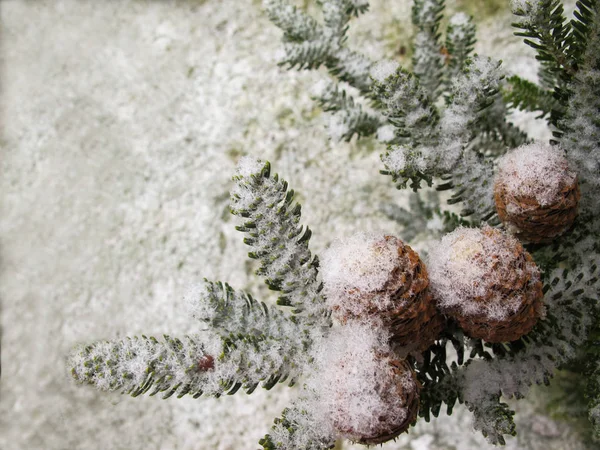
[510,0,541,18]
[235,155,265,180]
[321,232,404,314]
[382,145,407,172]
[427,227,539,320]
[230,157,325,318]
[376,124,396,142]
[415,0,438,26]
[496,142,576,207]
[449,12,470,28]
[69,333,225,395]
[328,112,351,141]
[562,67,600,214]
[370,60,400,83]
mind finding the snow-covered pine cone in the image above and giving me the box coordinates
[428,226,544,343]
[321,233,444,353]
[494,142,580,243]
[332,353,420,445]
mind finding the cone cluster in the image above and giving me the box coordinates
[494,143,580,243]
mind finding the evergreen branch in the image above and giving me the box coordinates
[230,158,330,324]
[260,406,336,450]
[264,0,320,43]
[560,8,600,213]
[412,0,446,99]
[319,0,369,37]
[185,280,309,343]
[587,361,600,441]
[312,81,382,140]
[512,0,576,81]
[372,66,439,143]
[281,40,334,70]
[68,329,303,399]
[467,395,516,445]
[504,74,562,119]
[567,0,599,71]
[445,154,496,222]
[265,0,374,93]
[328,47,374,93]
[445,13,477,83]
[511,0,575,127]
[378,56,502,192]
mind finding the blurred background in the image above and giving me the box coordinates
[0,0,592,448]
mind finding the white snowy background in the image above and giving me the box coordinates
[0,0,589,449]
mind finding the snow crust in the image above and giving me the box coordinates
[495,142,576,207]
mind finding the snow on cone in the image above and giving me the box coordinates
[332,355,420,445]
[313,324,420,445]
[321,233,443,353]
[494,142,580,243]
[428,226,544,343]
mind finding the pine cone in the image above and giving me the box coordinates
[494,142,580,243]
[428,226,544,343]
[321,233,444,352]
[333,355,420,445]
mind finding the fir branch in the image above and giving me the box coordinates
[412,0,446,99]
[445,154,497,222]
[186,280,309,344]
[313,81,382,140]
[560,7,600,213]
[511,0,575,127]
[230,158,330,324]
[372,66,439,143]
[320,0,369,37]
[264,0,320,43]
[265,0,374,93]
[445,13,477,83]
[467,395,517,445]
[260,406,336,450]
[504,74,563,119]
[568,0,600,70]
[68,329,303,400]
[378,56,503,192]
[281,40,334,71]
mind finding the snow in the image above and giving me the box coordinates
[370,59,400,83]
[495,142,576,208]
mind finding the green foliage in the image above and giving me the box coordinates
[503,74,562,119]
[313,82,382,140]
[230,160,329,323]
[445,13,477,83]
[412,0,446,98]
